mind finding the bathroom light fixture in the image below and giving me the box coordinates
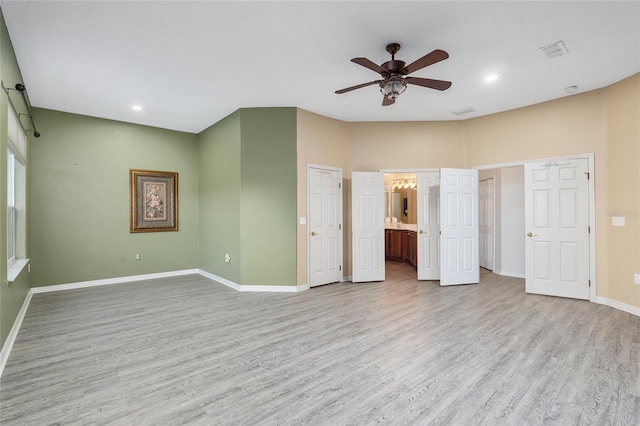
[131,105,143,111]
[392,179,417,190]
[485,74,498,82]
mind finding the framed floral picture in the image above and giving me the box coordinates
[130,169,178,232]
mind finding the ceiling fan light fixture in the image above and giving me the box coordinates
[380,77,407,99]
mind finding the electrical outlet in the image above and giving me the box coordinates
[120,254,125,262]
[135,253,141,261]
[224,254,231,263]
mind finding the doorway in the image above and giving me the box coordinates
[353,168,479,286]
[476,153,595,301]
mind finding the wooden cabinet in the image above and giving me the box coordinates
[385,229,417,267]
[405,231,417,267]
[385,229,404,261]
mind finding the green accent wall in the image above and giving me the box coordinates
[1,8,31,348]
[239,108,297,286]
[197,111,242,283]
[29,109,199,286]
[197,108,297,286]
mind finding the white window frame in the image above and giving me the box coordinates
[6,105,29,281]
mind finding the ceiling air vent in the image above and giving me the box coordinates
[450,107,476,116]
[539,41,569,59]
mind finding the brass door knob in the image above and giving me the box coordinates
[527,232,538,237]
[311,231,318,236]
[419,230,425,234]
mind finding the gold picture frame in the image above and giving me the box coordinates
[130,169,178,233]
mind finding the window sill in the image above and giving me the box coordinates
[7,259,29,283]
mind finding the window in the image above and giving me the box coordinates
[7,106,28,280]
[7,148,17,263]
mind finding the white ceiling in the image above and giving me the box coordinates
[2,1,639,134]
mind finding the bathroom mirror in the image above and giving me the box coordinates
[384,173,417,224]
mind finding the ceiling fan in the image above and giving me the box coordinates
[335,43,452,106]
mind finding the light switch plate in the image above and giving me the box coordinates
[634,274,640,285]
[612,216,625,227]
[299,217,306,225]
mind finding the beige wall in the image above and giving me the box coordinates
[463,89,607,167]
[348,121,465,172]
[296,109,350,285]
[604,74,640,308]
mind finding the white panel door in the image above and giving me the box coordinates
[417,171,440,280]
[440,168,479,286]
[352,172,385,283]
[524,158,590,299]
[479,178,495,271]
[308,166,343,287]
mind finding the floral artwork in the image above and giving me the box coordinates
[130,170,178,232]
[144,182,166,220]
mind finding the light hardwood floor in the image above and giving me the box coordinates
[1,263,639,425]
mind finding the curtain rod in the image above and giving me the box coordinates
[2,82,41,137]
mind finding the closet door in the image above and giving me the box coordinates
[479,178,495,271]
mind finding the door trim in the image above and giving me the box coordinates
[306,164,344,288]
[474,153,596,302]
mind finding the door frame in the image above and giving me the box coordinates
[306,164,344,287]
[381,168,440,279]
[474,153,596,302]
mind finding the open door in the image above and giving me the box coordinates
[417,171,440,280]
[352,172,385,282]
[524,158,590,299]
[440,168,479,286]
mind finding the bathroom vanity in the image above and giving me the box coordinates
[384,227,417,267]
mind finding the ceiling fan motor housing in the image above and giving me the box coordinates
[382,60,407,75]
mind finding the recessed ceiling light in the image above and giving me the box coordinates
[565,85,578,94]
[485,74,499,82]
[131,105,143,111]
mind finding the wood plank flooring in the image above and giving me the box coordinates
[1,262,639,425]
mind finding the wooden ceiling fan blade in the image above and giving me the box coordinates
[351,57,388,75]
[382,96,395,106]
[401,49,449,75]
[335,80,381,94]
[406,77,452,91]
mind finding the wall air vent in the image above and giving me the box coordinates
[450,107,476,116]
[539,41,569,59]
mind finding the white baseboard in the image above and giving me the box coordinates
[595,297,640,317]
[0,289,33,379]
[197,269,241,290]
[197,269,306,292]
[30,269,200,294]
[494,269,525,279]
